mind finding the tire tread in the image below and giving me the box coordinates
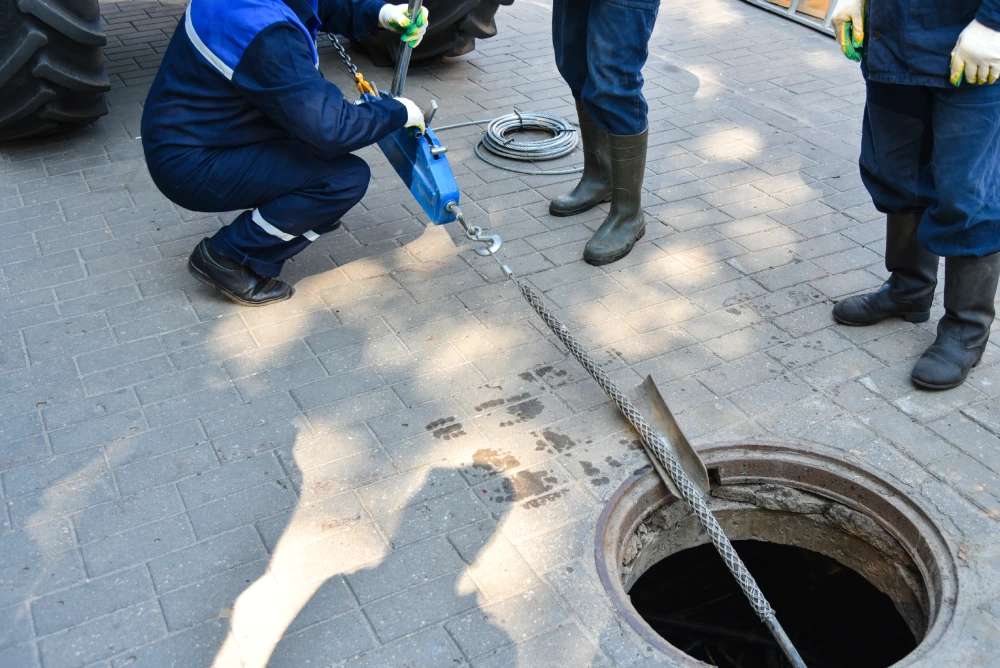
[1,0,108,139]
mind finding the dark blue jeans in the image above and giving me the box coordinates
[861,79,1000,258]
[146,139,370,277]
[552,0,659,136]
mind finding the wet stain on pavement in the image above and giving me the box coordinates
[499,398,544,427]
[522,488,569,509]
[474,398,506,412]
[580,460,610,486]
[489,469,559,503]
[472,448,520,473]
[536,429,576,454]
[620,437,643,451]
[474,392,532,414]
[426,416,466,440]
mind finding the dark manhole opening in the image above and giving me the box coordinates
[629,540,918,668]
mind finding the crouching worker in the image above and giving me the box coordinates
[829,0,1000,390]
[141,0,428,306]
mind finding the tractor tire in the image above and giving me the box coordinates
[0,0,110,141]
[357,0,513,67]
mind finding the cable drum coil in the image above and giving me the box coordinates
[436,111,583,175]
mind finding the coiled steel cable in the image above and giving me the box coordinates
[435,112,583,175]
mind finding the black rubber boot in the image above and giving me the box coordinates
[911,253,1000,390]
[583,128,648,266]
[188,238,294,307]
[549,100,612,217]
[833,213,939,325]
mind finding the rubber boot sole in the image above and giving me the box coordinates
[833,309,930,327]
[549,192,612,218]
[584,225,645,266]
[187,258,294,307]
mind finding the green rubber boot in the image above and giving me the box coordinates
[583,128,647,266]
[550,100,612,217]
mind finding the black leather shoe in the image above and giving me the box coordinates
[550,99,612,217]
[583,128,647,266]
[911,253,1000,390]
[833,213,938,326]
[187,238,293,307]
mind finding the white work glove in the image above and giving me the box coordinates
[950,19,1000,85]
[378,4,429,48]
[830,0,864,61]
[396,97,425,132]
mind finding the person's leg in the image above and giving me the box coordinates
[580,0,658,136]
[550,0,612,218]
[551,0,592,100]
[834,80,940,325]
[147,139,370,304]
[577,0,658,265]
[910,83,1000,389]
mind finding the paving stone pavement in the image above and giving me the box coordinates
[2,0,1000,666]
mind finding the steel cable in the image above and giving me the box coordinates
[507,274,807,667]
[435,112,583,175]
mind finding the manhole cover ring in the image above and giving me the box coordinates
[595,441,958,666]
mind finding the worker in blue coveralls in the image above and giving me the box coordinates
[829,0,1000,390]
[548,0,659,266]
[141,0,429,306]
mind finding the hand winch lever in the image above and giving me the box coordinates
[389,0,422,97]
[446,202,501,257]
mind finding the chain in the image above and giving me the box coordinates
[320,33,377,96]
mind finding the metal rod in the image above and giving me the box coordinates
[389,0,422,97]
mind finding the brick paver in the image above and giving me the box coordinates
[2,0,999,666]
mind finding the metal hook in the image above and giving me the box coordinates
[465,225,502,256]
[446,202,502,256]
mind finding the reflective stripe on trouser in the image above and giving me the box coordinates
[552,0,659,135]
[860,78,1000,258]
[144,138,371,276]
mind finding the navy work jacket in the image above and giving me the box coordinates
[864,0,1000,87]
[141,0,407,162]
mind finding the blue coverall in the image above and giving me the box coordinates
[860,0,1000,258]
[551,0,660,136]
[141,0,407,277]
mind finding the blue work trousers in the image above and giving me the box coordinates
[146,140,370,277]
[861,79,1000,258]
[552,0,659,136]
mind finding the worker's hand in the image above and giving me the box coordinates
[378,4,429,48]
[830,0,864,62]
[397,97,425,132]
[950,20,1000,86]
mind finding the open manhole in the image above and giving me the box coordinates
[596,442,958,667]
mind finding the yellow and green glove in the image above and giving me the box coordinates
[378,4,429,48]
[950,19,1000,86]
[831,0,865,62]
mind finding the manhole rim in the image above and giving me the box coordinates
[595,439,958,667]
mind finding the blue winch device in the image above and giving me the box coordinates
[363,93,458,225]
[341,0,500,255]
